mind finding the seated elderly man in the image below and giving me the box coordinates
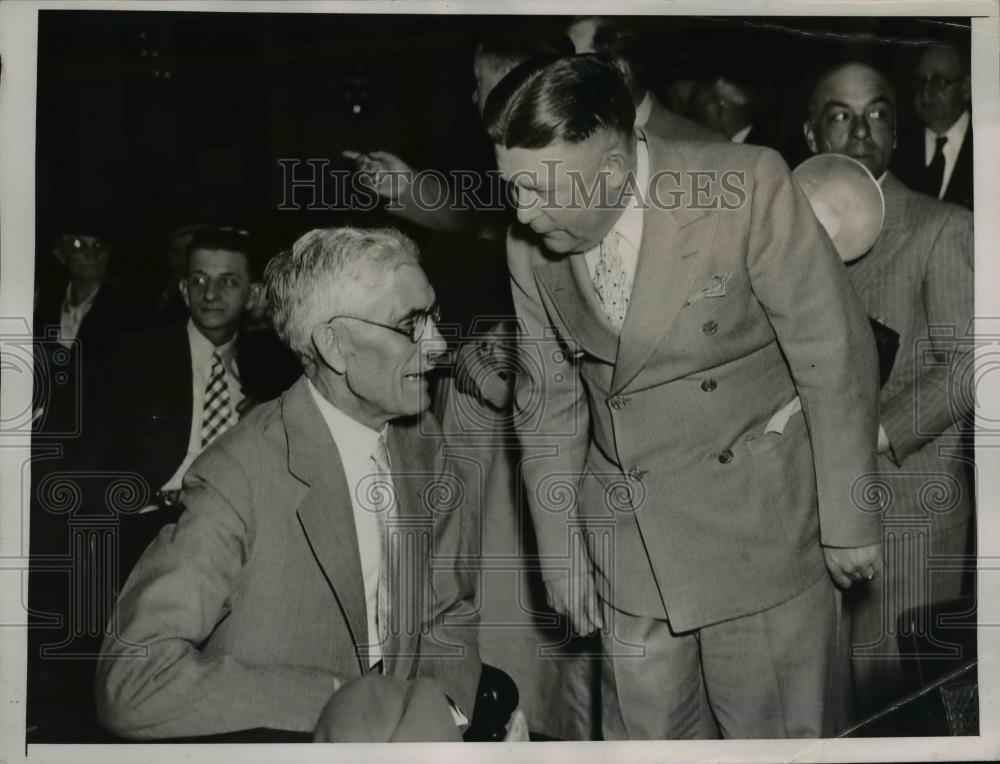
[95,227,481,740]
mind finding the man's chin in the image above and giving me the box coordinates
[540,231,584,255]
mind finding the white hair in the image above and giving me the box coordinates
[263,227,419,377]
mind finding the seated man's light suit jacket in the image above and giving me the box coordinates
[96,375,480,739]
[508,133,882,632]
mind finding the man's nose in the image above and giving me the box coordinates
[849,113,871,140]
[514,187,541,226]
[204,281,221,300]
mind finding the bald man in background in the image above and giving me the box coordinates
[804,61,974,719]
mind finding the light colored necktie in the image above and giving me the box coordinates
[201,351,236,449]
[370,433,397,664]
[593,230,631,330]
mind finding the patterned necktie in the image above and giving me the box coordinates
[924,135,948,198]
[201,351,236,449]
[370,433,396,665]
[593,230,632,330]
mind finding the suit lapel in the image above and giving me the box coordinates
[284,378,369,671]
[611,139,719,393]
[382,422,432,678]
[159,324,195,475]
[533,255,619,363]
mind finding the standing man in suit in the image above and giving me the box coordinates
[805,61,975,717]
[567,16,726,143]
[95,227,481,739]
[487,55,882,739]
[891,42,973,210]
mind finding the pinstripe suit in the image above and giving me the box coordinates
[844,173,974,716]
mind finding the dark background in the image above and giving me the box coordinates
[36,11,970,295]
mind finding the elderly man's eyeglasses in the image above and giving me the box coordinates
[326,305,442,343]
[913,75,965,92]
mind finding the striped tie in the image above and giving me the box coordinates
[201,351,235,449]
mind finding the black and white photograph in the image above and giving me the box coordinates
[0,1,998,761]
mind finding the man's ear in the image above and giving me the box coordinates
[312,323,347,375]
[803,120,819,154]
[53,248,66,267]
[961,75,971,103]
[601,143,632,193]
[179,277,191,311]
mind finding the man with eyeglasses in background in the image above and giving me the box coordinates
[95,226,486,742]
[804,60,974,720]
[80,226,274,585]
[891,40,974,210]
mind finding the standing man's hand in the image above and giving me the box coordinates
[544,566,603,636]
[823,542,883,589]
[341,149,413,202]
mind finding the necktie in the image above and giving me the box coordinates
[201,351,235,449]
[370,433,397,666]
[924,135,947,199]
[593,231,631,330]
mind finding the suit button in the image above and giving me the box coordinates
[700,378,717,392]
[717,449,733,464]
[627,467,647,481]
[702,320,719,336]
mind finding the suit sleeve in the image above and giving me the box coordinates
[94,443,342,740]
[881,205,974,464]
[745,148,882,548]
[507,232,592,580]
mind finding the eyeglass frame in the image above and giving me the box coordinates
[323,304,443,343]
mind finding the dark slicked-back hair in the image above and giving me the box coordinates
[185,226,260,279]
[476,22,574,72]
[484,54,635,149]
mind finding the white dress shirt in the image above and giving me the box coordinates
[634,91,653,128]
[162,320,243,491]
[307,380,386,667]
[584,137,649,301]
[731,124,753,144]
[924,109,970,199]
[307,381,468,723]
[58,283,101,348]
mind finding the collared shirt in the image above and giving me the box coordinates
[307,380,385,667]
[306,380,467,724]
[58,283,101,348]
[584,137,649,297]
[924,109,970,199]
[731,124,753,144]
[634,91,653,128]
[162,320,243,491]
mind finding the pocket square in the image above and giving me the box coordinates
[688,273,731,304]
